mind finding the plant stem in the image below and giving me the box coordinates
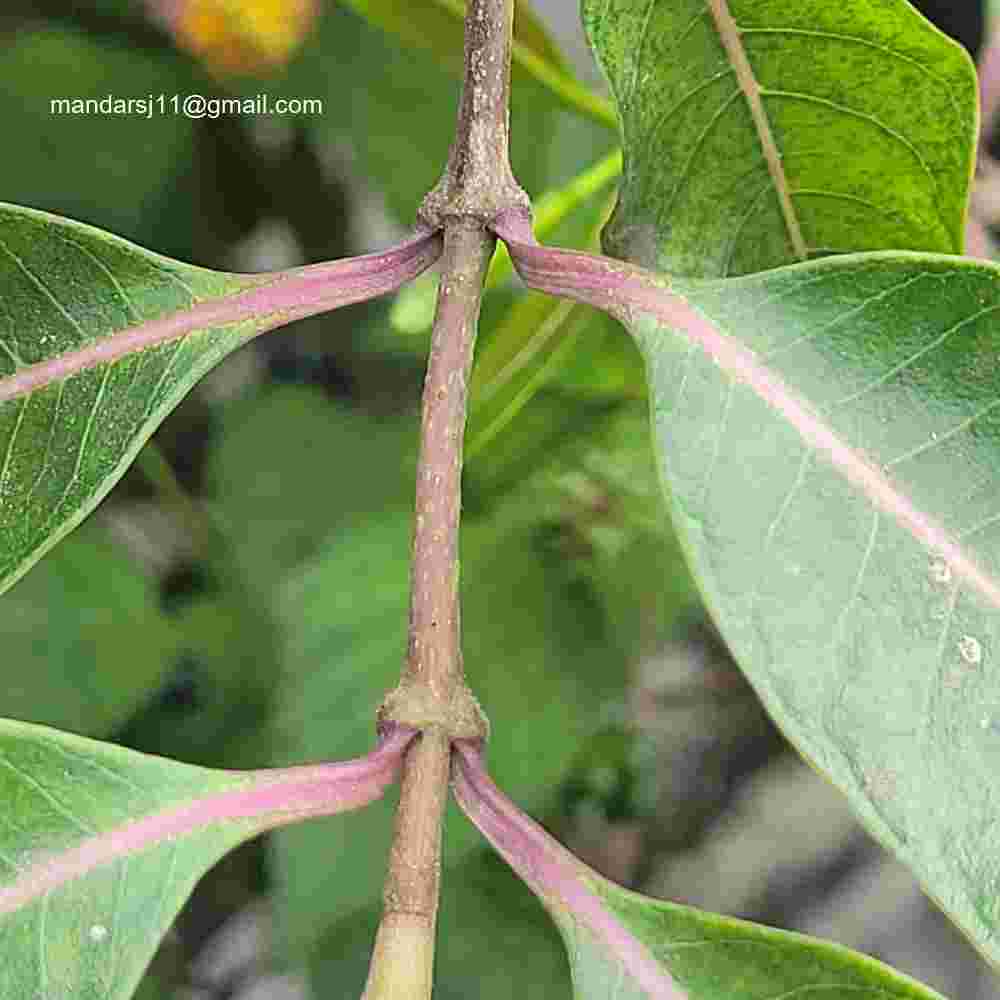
[406,224,492,697]
[419,0,528,228]
[486,146,621,289]
[366,222,493,1000]
[432,0,619,130]
[367,0,531,990]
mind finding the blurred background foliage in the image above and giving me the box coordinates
[0,1,997,998]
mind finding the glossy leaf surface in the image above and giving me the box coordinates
[456,742,947,999]
[0,719,410,999]
[582,0,976,276]
[0,205,438,595]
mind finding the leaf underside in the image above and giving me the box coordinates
[454,744,948,1000]
[0,204,254,595]
[0,204,438,598]
[0,721,250,1000]
[578,0,1000,972]
[629,253,1000,966]
[0,718,409,1000]
[567,879,949,1000]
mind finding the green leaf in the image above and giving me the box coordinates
[0,719,410,1000]
[635,253,1000,966]
[0,520,178,738]
[454,742,948,1000]
[583,887,951,1000]
[0,204,438,596]
[582,0,977,276]
[502,223,1000,967]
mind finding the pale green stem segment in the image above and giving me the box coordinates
[509,30,618,129]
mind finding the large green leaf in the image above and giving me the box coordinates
[454,742,948,1000]
[0,520,178,738]
[501,222,1000,967]
[0,204,438,595]
[0,718,410,1000]
[582,0,976,276]
[634,253,1000,965]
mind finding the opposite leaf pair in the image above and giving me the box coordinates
[0,713,949,1000]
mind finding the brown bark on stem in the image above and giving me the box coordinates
[365,225,493,1000]
[365,0,530,995]
[419,0,529,228]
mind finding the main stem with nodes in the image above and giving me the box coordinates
[363,0,527,996]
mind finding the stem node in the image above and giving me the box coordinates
[364,3,519,996]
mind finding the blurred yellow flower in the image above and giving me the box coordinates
[160,0,319,75]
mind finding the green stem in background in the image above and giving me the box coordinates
[509,25,618,129]
[465,297,584,460]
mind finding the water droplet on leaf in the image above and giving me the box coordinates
[958,634,983,666]
[929,559,952,585]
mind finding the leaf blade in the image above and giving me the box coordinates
[498,214,1000,966]
[0,204,439,595]
[582,0,977,275]
[454,742,949,1000]
[0,719,411,1000]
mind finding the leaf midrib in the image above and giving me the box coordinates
[496,224,1000,615]
[706,0,808,261]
